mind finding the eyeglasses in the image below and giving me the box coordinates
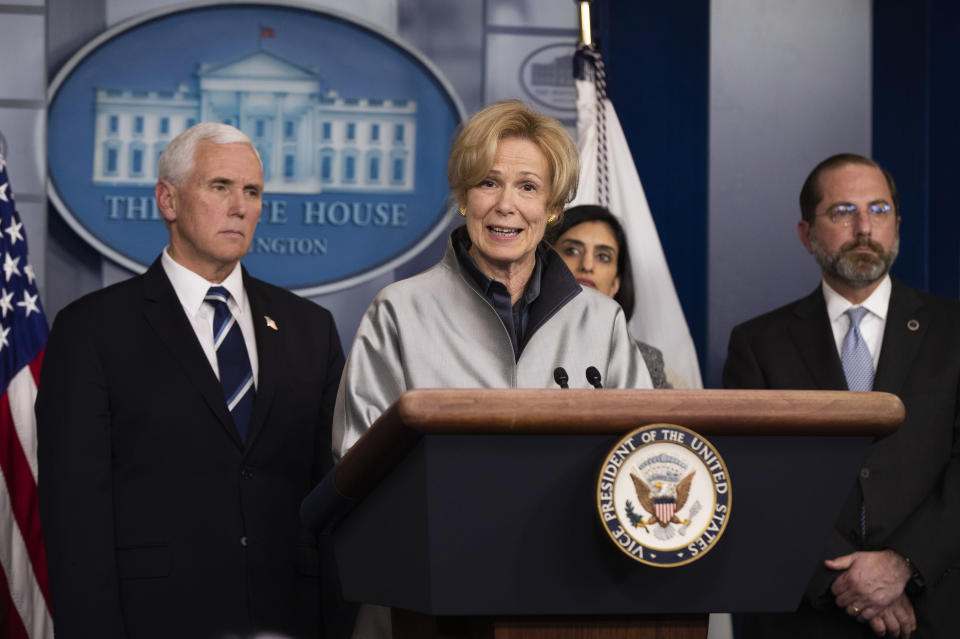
[819,203,894,227]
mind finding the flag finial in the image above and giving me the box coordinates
[577,1,593,47]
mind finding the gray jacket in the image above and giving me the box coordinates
[635,340,669,389]
[333,235,653,457]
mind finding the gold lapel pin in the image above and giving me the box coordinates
[264,315,278,331]
[907,319,919,331]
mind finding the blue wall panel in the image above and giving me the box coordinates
[595,0,710,373]
[928,2,960,298]
[874,0,960,300]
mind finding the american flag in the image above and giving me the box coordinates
[0,154,52,638]
[572,43,703,389]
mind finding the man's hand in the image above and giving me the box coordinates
[856,592,917,638]
[826,549,912,613]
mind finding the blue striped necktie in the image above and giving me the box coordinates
[841,306,874,392]
[205,286,255,441]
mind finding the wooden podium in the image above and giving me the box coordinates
[305,389,903,639]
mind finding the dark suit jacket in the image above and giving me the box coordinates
[37,259,345,639]
[723,278,960,638]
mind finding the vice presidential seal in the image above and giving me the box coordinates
[596,424,731,567]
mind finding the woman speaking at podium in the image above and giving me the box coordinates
[332,100,652,457]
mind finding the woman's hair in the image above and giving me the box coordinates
[446,100,579,216]
[547,204,635,321]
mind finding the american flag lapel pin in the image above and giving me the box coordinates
[264,315,278,331]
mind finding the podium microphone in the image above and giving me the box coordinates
[586,366,603,389]
[553,367,569,389]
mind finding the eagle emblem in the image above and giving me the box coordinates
[596,424,732,567]
[630,470,695,527]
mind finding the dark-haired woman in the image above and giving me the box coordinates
[548,204,670,388]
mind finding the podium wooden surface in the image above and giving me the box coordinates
[328,389,903,639]
[334,389,903,501]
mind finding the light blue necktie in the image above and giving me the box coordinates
[841,306,874,392]
[206,286,255,441]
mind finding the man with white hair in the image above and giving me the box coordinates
[38,123,345,638]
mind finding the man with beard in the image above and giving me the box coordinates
[724,153,960,638]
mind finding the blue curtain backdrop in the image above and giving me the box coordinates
[595,1,710,378]
[874,0,960,300]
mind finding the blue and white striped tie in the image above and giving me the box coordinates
[205,286,255,441]
[841,307,874,392]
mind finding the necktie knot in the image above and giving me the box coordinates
[846,306,869,327]
[205,286,231,308]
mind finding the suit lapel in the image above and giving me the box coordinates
[142,259,242,448]
[243,272,279,449]
[788,287,848,390]
[873,279,926,395]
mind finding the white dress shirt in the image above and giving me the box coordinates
[822,274,891,371]
[161,247,259,388]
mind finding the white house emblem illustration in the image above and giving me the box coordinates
[91,49,417,194]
